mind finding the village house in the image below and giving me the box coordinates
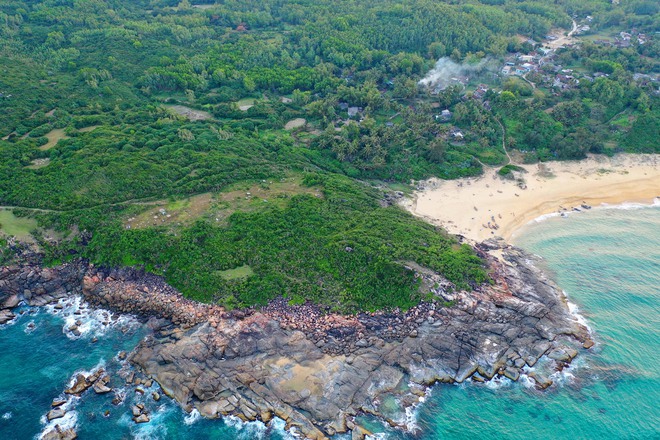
[472,84,489,100]
[435,109,452,122]
[347,107,361,118]
[521,62,536,72]
[449,127,464,140]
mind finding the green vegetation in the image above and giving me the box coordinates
[0,210,38,241]
[36,175,487,312]
[0,0,657,311]
[497,164,526,178]
[217,265,255,281]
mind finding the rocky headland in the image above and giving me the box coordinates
[0,238,593,439]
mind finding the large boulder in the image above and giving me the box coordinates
[64,374,91,395]
[47,407,66,421]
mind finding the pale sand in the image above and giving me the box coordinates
[402,154,660,243]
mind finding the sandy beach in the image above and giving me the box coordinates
[402,154,660,243]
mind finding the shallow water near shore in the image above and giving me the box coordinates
[0,301,300,440]
[407,204,660,439]
[1,205,658,439]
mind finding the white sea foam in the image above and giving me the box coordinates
[549,365,576,386]
[45,295,139,340]
[69,359,107,384]
[483,375,513,390]
[223,415,268,438]
[403,405,420,433]
[23,320,37,334]
[366,433,391,440]
[2,412,11,420]
[129,404,172,440]
[38,406,78,440]
[0,307,26,329]
[183,408,201,425]
[529,198,660,226]
[597,197,660,211]
[35,369,93,438]
[269,417,302,439]
[566,299,593,334]
[530,211,563,224]
[392,385,433,434]
[518,373,537,389]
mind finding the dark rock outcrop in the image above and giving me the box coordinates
[0,241,592,439]
[129,244,591,439]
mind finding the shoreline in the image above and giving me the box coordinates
[1,248,592,440]
[402,154,660,243]
[512,197,659,240]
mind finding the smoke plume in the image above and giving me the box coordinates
[418,57,492,92]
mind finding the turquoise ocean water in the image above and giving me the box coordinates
[0,204,658,439]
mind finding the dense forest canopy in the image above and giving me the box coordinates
[0,0,657,310]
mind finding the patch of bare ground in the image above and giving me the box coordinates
[284,118,306,130]
[165,105,212,121]
[25,158,51,169]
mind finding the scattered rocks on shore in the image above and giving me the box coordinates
[41,426,77,440]
[132,404,150,424]
[47,406,66,421]
[64,368,106,396]
[93,379,112,394]
[51,399,67,408]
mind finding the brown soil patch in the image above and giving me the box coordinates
[165,105,212,121]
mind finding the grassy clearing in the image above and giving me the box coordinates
[610,113,635,128]
[38,128,68,151]
[0,210,38,240]
[217,265,254,280]
[125,176,322,229]
[26,158,51,169]
[237,98,256,111]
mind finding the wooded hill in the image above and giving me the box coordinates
[0,0,657,311]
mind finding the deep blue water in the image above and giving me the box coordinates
[1,204,658,439]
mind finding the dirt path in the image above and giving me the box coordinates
[526,19,578,89]
[545,19,578,50]
[521,73,537,89]
[496,118,512,165]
